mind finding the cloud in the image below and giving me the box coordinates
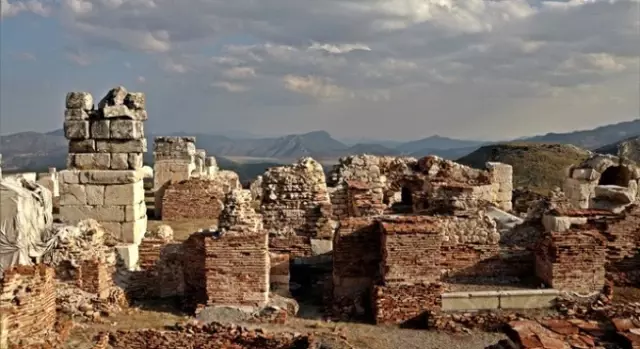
[1,0,51,18]
[137,76,146,83]
[211,81,249,92]
[283,75,353,101]
[223,67,256,79]
[65,49,92,66]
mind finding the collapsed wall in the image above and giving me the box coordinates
[0,265,56,347]
[59,87,147,246]
[183,190,269,311]
[261,158,334,257]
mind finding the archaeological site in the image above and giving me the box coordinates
[3,86,640,349]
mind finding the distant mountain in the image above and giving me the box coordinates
[596,136,640,163]
[396,135,486,154]
[521,119,640,150]
[458,143,592,194]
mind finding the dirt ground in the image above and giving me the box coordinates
[64,298,507,349]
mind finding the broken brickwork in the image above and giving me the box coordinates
[183,189,268,311]
[535,230,607,293]
[153,136,197,218]
[346,180,386,217]
[0,265,56,347]
[162,178,225,221]
[128,235,184,299]
[260,158,334,258]
[59,86,147,245]
[372,283,447,326]
[101,322,318,349]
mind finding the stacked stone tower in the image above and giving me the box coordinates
[153,136,196,218]
[58,86,148,245]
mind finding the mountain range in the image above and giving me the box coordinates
[1,119,639,182]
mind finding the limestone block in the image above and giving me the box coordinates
[125,201,146,221]
[85,185,105,205]
[98,86,128,108]
[594,185,635,204]
[542,215,587,232]
[441,291,500,311]
[59,170,80,184]
[59,205,125,222]
[73,153,111,170]
[68,140,96,153]
[154,152,195,161]
[96,139,147,153]
[116,244,140,271]
[102,105,147,120]
[64,120,90,140]
[59,184,86,206]
[571,168,599,181]
[66,154,75,168]
[100,222,122,240]
[121,216,147,244]
[79,170,144,184]
[110,153,129,170]
[310,239,333,255]
[90,120,111,139]
[494,190,512,203]
[128,153,143,169]
[205,156,217,167]
[64,108,90,120]
[563,178,593,202]
[124,92,145,109]
[66,92,93,110]
[110,120,144,140]
[104,180,145,205]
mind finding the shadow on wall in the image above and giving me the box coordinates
[599,165,632,187]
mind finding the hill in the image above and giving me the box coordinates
[457,143,592,194]
[521,119,640,149]
[396,135,485,154]
[595,136,640,163]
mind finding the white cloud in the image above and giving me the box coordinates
[65,49,92,66]
[283,75,352,101]
[161,59,188,73]
[223,67,256,79]
[211,81,249,92]
[1,0,51,18]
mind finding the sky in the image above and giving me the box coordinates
[0,0,638,141]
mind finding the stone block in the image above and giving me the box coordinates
[96,139,147,153]
[571,168,599,181]
[110,153,129,170]
[85,185,105,205]
[66,154,75,168]
[100,222,122,240]
[128,153,143,169]
[64,108,90,120]
[90,120,111,139]
[542,215,587,233]
[125,201,146,221]
[68,140,96,153]
[310,238,333,255]
[73,153,111,170]
[124,92,145,109]
[116,244,139,271]
[66,92,93,110]
[79,170,144,184]
[102,105,147,120]
[59,205,125,222]
[59,184,86,206]
[110,120,144,140]
[499,289,560,309]
[104,181,145,205]
[64,120,90,140]
[441,291,500,311]
[59,170,80,184]
[122,216,147,244]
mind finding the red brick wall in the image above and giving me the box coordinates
[78,259,112,295]
[128,238,184,299]
[439,245,533,280]
[162,178,225,221]
[372,283,446,326]
[535,230,607,293]
[269,236,312,257]
[183,231,269,309]
[0,265,56,345]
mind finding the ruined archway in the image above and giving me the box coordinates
[599,166,632,187]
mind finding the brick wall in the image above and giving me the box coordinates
[183,231,269,310]
[269,236,312,257]
[379,216,443,284]
[128,238,184,299]
[269,252,290,294]
[439,245,534,280]
[535,230,607,293]
[0,265,56,346]
[77,259,112,295]
[372,283,446,326]
[346,180,386,217]
[162,178,225,221]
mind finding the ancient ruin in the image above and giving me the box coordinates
[5,87,640,348]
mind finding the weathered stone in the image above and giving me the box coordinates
[90,120,110,139]
[104,181,144,205]
[98,86,128,108]
[79,170,144,184]
[124,92,145,110]
[73,153,111,170]
[59,170,80,184]
[310,238,333,255]
[66,92,93,110]
[85,185,105,205]
[121,216,147,244]
[96,139,147,153]
[148,224,173,241]
[125,201,146,222]
[110,120,143,140]
[101,105,147,120]
[64,108,90,120]
[59,184,86,206]
[594,185,635,204]
[110,153,129,170]
[128,153,143,170]
[571,168,599,181]
[64,120,90,140]
[115,244,139,271]
[68,140,96,153]
[59,205,125,222]
[154,136,196,154]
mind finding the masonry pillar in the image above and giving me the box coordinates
[153,136,196,219]
[58,86,148,245]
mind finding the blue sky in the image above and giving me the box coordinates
[1,0,638,141]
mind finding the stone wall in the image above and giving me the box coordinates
[153,136,196,218]
[59,87,147,245]
[0,265,56,346]
[535,230,607,293]
[260,158,334,256]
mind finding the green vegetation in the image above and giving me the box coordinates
[457,142,592,194]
